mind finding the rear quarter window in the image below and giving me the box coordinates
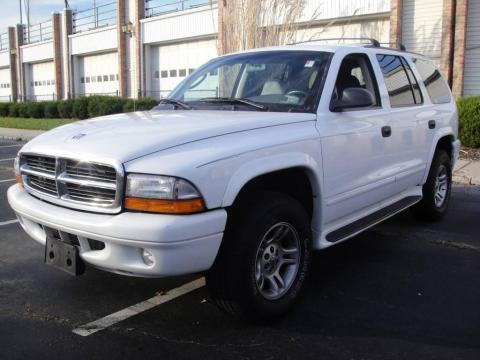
[412,58,452,104]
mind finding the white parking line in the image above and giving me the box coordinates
[0,219,19,226]
[0,145,22,148]
[72,277,206,337]
[0,179,15,183]
[0,158,14,162]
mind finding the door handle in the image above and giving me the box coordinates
[381,126,392,138]
[428,120,436,129]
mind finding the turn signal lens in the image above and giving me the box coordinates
[14,156,23,187]
[15,175,23,187]
[124,197,206,214]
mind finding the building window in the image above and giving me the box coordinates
[188,68,195,75]
[97,75,102,82]
[91,76,96,83]
[52,80,55,85]
[42,80,47,86]
[109,74,115,81]
[47,80,51,86]
[161,70,168,78]
[169,70,177,77]
[116,74,119,80]
[179,69,187,77]
[103,75,108,82]
[86,77,90,83]
[81,77,85,83]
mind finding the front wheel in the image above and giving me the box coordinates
[206,192,312,322]
[411,149,452,221]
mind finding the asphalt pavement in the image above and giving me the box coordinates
[0,139,479,360]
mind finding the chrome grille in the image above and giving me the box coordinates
[20,154,123,213]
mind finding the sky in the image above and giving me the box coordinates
[0,0,100,32]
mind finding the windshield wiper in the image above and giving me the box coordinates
[199,97,268,111]
[158,98,192,110]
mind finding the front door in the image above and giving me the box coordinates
[318,52,396,224]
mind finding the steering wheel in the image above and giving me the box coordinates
[286,90,308,99]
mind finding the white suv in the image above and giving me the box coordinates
[8,42,460,321]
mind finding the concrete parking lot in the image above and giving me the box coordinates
[1,139,479,360]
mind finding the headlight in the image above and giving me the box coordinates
[124,174,205,214]
[14,156,23,187]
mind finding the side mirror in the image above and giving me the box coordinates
[331,87,375,112]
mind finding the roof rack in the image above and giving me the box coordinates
[288,37,381,47]
[376,42,407,51]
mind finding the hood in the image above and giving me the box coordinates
[20,110,316,164]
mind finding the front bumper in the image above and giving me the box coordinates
[7,185,227,277]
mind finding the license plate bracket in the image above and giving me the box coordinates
[45,236,85,276]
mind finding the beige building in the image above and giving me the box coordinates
[0,0,477,102]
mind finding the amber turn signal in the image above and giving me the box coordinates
[15,175,23,187]
[124,197,206,214]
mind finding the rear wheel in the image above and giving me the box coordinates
[206,192,312,322]
[411,149,452,221]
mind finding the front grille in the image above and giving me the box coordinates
[65,159,117,183]
[20,154,123,213]
[29,174,58,196]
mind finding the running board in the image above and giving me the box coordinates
[325,196,422,243]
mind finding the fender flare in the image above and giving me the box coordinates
[421,127,456,184]
[221,152,322,207]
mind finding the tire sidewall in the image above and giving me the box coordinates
[237,198,312,319]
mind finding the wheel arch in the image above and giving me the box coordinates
[422,130,456,184]
[221,153,323,228]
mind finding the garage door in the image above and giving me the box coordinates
[28,61,55,101]
[150,39,217,98]
[463,0,480,96]
[78,52,119,96]
[402,0,443,62]
[0,67,11,102]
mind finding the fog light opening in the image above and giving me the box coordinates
[141,249,155,267]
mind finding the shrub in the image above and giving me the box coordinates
[27,102,45,118]
[0,102,10,116]
[86,96,103,118]
[98,97,127,116]
[44,101,59,118]
[458,96,480,148]
[8,103,20,117]
[17,102,30,118]
[57,99,74,119]
[72,97,89,119]
[123,98,159,112]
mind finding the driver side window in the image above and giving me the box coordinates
[332,53,380,108]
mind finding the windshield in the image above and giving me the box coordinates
[166,50,331,113]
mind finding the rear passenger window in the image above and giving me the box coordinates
[401,58,422,104]
[376,54,421,107]
[413,58,452,104]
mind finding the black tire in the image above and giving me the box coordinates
[411,149,452,221]
[206,191,312,323]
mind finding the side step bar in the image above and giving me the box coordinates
[325,196,421,243]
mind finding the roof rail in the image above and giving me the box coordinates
[376,42,407,51]
[288,37,381,47]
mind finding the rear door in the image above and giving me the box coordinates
[375,54,428,191]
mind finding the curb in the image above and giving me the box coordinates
[453,174,480,186]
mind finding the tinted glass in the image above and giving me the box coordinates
[333,53,380,108]
[376,54,415,107]
[169,51,331,113]
[413,58,451,104]
[401,57,422,104]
